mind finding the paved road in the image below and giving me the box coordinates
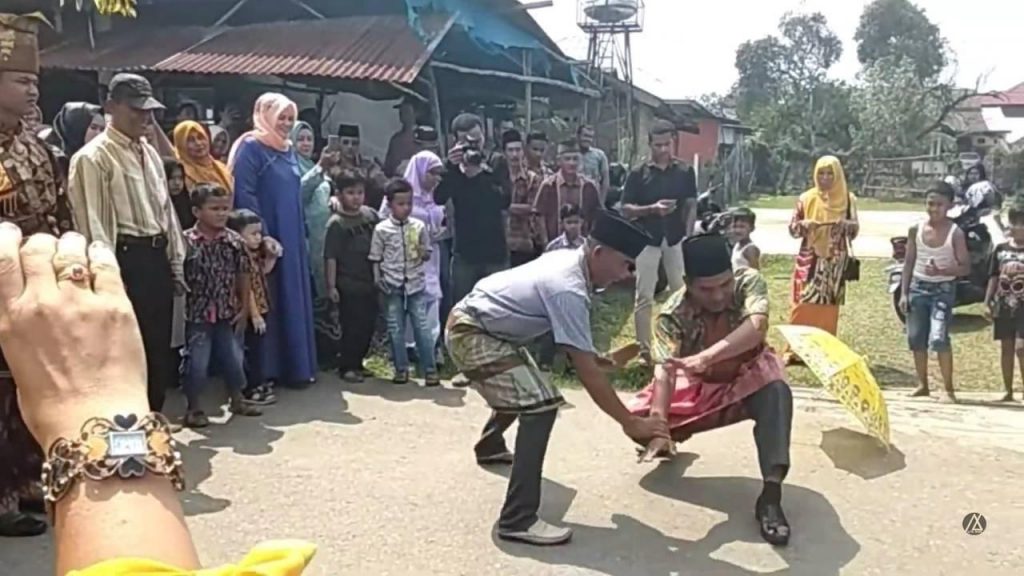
[752,209,1004,258]
[3,378,1023,575]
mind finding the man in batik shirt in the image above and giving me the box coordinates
[0,12,73,538]
[629,234,795,547]
[501,129,543,267]
[337,123,387,211]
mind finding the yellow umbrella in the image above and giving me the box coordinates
[775,324,891,447]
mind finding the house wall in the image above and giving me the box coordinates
[675,118,720,165]
[982,105,1024,144]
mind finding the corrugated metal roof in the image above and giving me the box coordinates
[41,15,454,84]
[41,26,213,71]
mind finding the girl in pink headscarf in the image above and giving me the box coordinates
[231,93,318,390]
[381,151,446,357]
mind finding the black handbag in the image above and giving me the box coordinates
[842,192,860,282]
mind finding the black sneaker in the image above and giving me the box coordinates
[244,385,277,406]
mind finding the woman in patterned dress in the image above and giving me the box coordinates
[785,156,859,363]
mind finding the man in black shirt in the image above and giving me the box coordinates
[434,113,511,304]
[621,120,698,363]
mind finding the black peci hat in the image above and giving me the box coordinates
[682,234,732,279]
[590,210,652,260]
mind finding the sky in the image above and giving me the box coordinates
[522,0,1022,100]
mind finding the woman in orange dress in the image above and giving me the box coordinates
[786,156,860,361]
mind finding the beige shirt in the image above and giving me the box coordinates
[67,126,185,279]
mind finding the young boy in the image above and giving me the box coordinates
[986,203,1024,402]
[545,203,586,252]
[325,169,380,383]
[729,207,761,270]
[183,184,263,428]
[369,178,440,386]
[900,181,969,403]
[227,209,281,405]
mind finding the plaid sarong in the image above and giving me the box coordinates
[445,307,564,414]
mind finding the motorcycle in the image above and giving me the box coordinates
[886,208,991,324]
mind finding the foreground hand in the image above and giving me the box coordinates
[667,353,714,375]
[622,415,670,443]
[329,196,343,214]
[638,436,677,463]
[898,295,908,315]
[447,144,465,166]
[653,199,677,217]
[262,236,283,258]
[318,149,340,169]
[0,227,149,449]
[252,315,267,335]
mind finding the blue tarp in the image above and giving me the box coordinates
[404,0,544,52]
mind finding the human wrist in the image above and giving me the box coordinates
[37,395,151,450]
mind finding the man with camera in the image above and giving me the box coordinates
[434,113,511,304]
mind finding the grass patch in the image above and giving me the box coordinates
[745,195,920,212]
[369,256,1001,393]
[573,255,998,393]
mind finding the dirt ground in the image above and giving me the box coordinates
[3,379,1022,576]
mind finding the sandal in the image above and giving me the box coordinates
[392,371,410,385]
[0,512,47,537]
[424,373,441,387]
[184,410,210,429]
[755,499,791,547]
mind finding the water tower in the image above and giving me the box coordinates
[577,0,645,161]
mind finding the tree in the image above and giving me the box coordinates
[855,0,946,82]
[851,56,944,158]
[733,13,851,189]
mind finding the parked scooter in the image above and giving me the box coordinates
[886,207,991,324]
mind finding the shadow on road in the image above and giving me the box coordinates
[496,455,858,576]
[341,376,467,408]
[819,427,906,480]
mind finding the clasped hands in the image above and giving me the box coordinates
[635,351,716,463]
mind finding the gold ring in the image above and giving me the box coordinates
[56,263,90,284]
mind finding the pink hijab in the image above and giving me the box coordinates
[227,93,297,168]
[379,150,445,230]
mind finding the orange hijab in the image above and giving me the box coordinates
[227,93,297,168]
[173,121,234,192]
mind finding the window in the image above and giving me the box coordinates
[976,137,987,145]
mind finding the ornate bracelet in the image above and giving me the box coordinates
[41,413,185,509]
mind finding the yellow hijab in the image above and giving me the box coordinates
[173,121,234,193]
[800,155,852,256]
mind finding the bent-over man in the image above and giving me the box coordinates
[446,210,669,546]
[629,234,794,547]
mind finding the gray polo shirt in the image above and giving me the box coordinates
[369,216,430,295]
[458,248,595,353]
[580,147,608,189]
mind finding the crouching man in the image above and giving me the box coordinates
[446,210,669,546]
[630,233,794,547]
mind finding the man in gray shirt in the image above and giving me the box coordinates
[578,124,610,204]
[446,210,669,546]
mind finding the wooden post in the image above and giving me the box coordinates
[426,66,445,148]
[523,50,533,130]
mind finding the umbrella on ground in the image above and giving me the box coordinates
[775,324,892,447]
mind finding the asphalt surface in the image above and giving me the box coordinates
[2,378,1023,576]
[751,209,1004,258]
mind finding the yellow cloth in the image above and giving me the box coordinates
[68,540,316,576]
[67,126,186,279]
[800,155,851,257]
[173,121,234,193]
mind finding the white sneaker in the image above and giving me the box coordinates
[498,519,573,546]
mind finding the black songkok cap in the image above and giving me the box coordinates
[413,125,438,143]
[337,124,360,138]
[590,210,652,260]
[557,138,580,154]
[682,234,732,279]
[502,129,523,148]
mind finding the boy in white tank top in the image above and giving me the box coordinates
[899,181,970,402]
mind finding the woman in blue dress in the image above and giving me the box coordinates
[228,93,317,387]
